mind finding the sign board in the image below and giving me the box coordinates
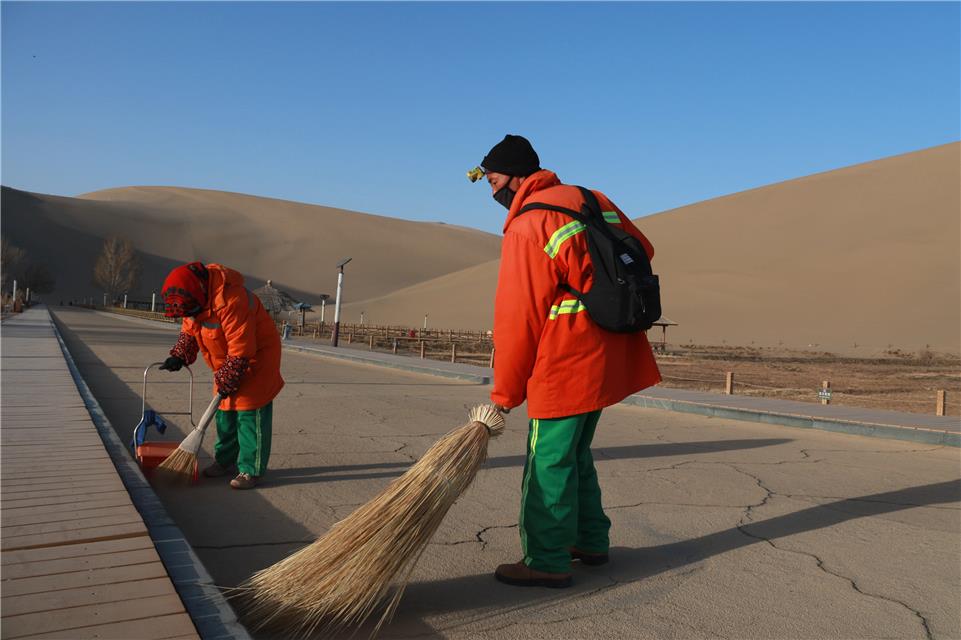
[817,389,832,401]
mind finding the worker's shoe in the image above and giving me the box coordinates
[202,462,232,478]
[494,561,572,588]
[570,547,610,566]
[230,473,259,490]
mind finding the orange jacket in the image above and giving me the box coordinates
[491,170,661,418]
[181,264,284,411]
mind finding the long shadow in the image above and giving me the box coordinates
[390,480,961,630]
[49,308,447,640]
[267,438,792,486]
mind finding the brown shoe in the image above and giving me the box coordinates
[570,547,609,566]
[230,473,259,490]
[202,462,232,478]
[494,561,572,588]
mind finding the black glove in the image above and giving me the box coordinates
[159,356,185,372]
[217,389,230,399]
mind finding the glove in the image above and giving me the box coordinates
[159,356,185,372]
[214,355,249,398]
[494,404,511,415]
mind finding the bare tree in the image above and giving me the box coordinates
[1,236,26,293]
[22,263,56,294]
[94,235,141,302]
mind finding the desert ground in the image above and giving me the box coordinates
[49,306,961,640]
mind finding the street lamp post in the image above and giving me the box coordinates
[319,294,330,325]
[331,258,352,347]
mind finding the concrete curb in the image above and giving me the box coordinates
[284,341,492,384]
[285,338,959,448]
[50,310,252,640]
[621,394,960,447]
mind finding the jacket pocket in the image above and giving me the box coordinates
[199,322,228,359]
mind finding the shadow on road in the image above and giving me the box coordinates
[268,438,793,486]
[386,479,960,635]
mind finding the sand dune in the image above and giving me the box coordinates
[3,142,958,353]
[344,142,960,354]
[1,186,501,304]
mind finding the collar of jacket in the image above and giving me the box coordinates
[502,169,561,234]
[191,264,246,321]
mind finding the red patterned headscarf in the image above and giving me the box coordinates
[161,262,209,318]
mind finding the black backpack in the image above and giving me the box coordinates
[518,186,661,333]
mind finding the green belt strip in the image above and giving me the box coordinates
[543,211,621,258]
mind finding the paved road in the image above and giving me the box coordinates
[52,307,960,640]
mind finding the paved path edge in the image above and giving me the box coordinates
[50,310,253,640]
[620,394,960,447]
[285,340,959,448]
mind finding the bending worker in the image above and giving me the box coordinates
[472,135,661,587]
[159,262,284,490]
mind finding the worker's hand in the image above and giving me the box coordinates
[159,356,185,372]
[494,404,511,415]
[217,389,230,400]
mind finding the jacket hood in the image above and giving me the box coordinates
[502,169,562,233]
[205,263,246,310]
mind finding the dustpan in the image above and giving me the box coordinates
[130,362,199,482]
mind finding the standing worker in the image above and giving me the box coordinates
[159,262,284,490]
[470,135,661,587]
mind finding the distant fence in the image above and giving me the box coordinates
[277,320,495,367]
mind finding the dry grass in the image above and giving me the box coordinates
[657,344,961,416]
[231,405,505,638]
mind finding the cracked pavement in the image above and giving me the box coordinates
[53,308,961,640]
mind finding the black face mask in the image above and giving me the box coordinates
[493,185,516,210]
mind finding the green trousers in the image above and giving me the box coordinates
[520,410,611,574]
[214,402,273,476]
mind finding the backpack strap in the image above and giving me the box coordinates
[516,186,603,300]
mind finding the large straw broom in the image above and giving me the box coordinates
[154,393,222,482]
[232,404,506,638]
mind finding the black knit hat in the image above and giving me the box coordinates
[481,134,540,177]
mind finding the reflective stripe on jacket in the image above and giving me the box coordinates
[491,170,661,418]
[181,264,284,411]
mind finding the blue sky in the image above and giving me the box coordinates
[2,1,958,234]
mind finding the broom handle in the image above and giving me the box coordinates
[194,394,222,436]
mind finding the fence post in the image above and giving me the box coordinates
[489,346,495,368]
[821,380,831,405]
[392,338,398,355]
[420,340,425,359]
[451,343,457,363]
[313,327,318,339]
[936,390,946,416]
[725,372,734,394]
[347,332,353,344]
[369,334,374,350]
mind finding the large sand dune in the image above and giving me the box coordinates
[1,186,502,304]
[344,142,960,354]
[3,142,958,353]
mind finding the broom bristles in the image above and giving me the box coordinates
[232,404,506,638]
[154,446,197,482]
